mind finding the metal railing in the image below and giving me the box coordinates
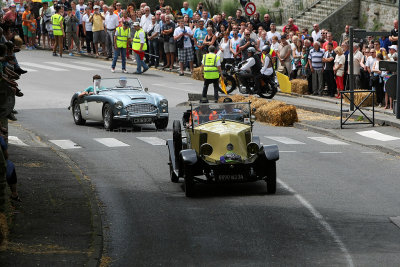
[340,90,375,128]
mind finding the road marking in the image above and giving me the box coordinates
[94,138,130,147]
[265,136,305,144]
[8,136,28,146]
[278,179,354,267]
[361,151,379,154]
[45,61,96,71]
[390,216,400,229]
[319,152,343,154]
[152,83,193,93]
[280,151,297,153]
[356,130,400,141]
[71,61,110,69]
[308,137,349,145]
[137,137,165,145]
[50,140,81,149]
[19,62,67,71]
[178,82,193,85]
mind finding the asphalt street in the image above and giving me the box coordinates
[7,50,400,266]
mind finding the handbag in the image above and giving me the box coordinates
[176,37,184,49]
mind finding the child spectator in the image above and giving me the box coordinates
[27,12,37,49]
[22,4,31,48]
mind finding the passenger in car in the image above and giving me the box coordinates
[190,98,218,125]
[219,97,242,120]
[79,74,102,97]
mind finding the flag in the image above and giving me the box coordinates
[220,78,227,95]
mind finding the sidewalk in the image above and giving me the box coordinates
[0,123,102,266]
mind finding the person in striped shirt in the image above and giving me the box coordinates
[308,41,325,95]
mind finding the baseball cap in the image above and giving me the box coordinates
[133,22,140,27]
[94,5,100,9]
[389,45,397,51]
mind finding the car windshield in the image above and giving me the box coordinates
[95,78,143,90]
[190,102,251,126]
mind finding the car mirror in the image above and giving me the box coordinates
[250,115,256,123]
[144,87,149,92]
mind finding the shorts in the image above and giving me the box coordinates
[78,24,85,38]
[93,30,105,44]
[164,41,175,53]
[22,25,28,36]
[28,30,35,38]
[178,47,194,62]
[41,23,48,34]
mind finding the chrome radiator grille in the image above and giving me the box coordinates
[126,103,157,113]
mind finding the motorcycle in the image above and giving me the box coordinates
[220,60,278,99]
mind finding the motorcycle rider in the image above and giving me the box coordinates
[237,47,262,93]
[259,45,278,94]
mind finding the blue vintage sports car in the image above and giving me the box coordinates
[69,77,169,130]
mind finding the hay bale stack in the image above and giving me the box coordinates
[253,100,286,122]
[268,105,299,126]
[192,67,204,81]
[343,89,376,107]
[291,79,309,94]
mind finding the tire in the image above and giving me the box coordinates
[173,120,182,162]
[218,75,237,94]
[73,100,86,125]
[169,155,179,183]
[103,103,116,130]
[258,83,277,99]
[155,117,169,130]
[184,167,195,197]
[265,161,277,194]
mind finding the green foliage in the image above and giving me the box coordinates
[359,13,368,29]
[372,18,384,32]
[257,6,270,17]
[356,116,364,121]
[221,0,240,17]
[273,0,280,8]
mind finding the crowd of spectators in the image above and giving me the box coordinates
[1,0,399,109]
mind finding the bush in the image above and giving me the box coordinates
[257,6,269,17]
[221,0,240,17]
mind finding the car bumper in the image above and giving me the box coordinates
[113,113,169,121]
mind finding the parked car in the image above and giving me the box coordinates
[69,77,169,130]
[167,101,279,197]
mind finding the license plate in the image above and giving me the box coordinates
[218,174,244,181]
[133,117,153,124]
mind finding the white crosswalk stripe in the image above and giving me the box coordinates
[265,136,305,144]
[308,137,349,145]
[72,61,111,69]
[94,138,130,147]
[45,62,96,71]
[50,140,81,149]
[356,130,400,141]
[137,137,166,145]
[8,136,29,146]
[19,62,67,71]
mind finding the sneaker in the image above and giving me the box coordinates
[79,50,85,54]
[111,68,115,73]
[69,52,74,56]
[53,52,58,56]
[122,69,128,73]
[179,73,184,76]
[142,67,149,73]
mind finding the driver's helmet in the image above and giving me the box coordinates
[262,45,270,54]
[247,47,256,54]
[119,77,128,87]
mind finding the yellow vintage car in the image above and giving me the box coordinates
[167,101,279,197]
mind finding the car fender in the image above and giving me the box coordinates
[263,145,279,161]
[179,149,198,166]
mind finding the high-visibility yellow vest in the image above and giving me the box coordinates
[261,49,274,60]
[51,14,63,36]
[203,53,220,79]
[132,28,147,50]
[116,27,130,48]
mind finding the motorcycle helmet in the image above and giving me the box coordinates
[262,45,271,54]
[247,47,256,54]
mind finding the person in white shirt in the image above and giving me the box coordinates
[347,43,365,89]
[76,0,87,49]
[140,6,153,32]
[174,18,194,75]
[267,23,280,43]
[82,7,95,54]
[311,24,321,42]
[105,6,119,59]
[259,45,277,94]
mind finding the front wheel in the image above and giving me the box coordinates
[155,117,169,130]
[184,168,195,197]
[73,100,86,125]
[103,103,116,130]
[218,75,237,94]
[265,161,277,194]
[258,82,277,99]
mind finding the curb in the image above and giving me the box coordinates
[294,122,400,157]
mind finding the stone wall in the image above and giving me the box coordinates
[359,0,398,31]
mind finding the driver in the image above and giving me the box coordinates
[237,47,262,93]
[190,98,218,125]
[219,97,242,120]
[79,74,102,97]
[118,77,128,88]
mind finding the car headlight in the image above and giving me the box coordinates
[200,143,213,156]
[160,99,168,107]
[247,142,260,155]
[115,101,123,109]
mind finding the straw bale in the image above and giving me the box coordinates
[0,213,8,249]
[192,67,204,81]
[291,79,309,95]
[254,100,286,122]
[268,105,299,126]
[343,89,376,107]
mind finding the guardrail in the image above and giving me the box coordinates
[340,90,375,128]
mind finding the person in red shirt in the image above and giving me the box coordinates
[3,4,17,24]
[282,18,299,34]
[322,32,338,50]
